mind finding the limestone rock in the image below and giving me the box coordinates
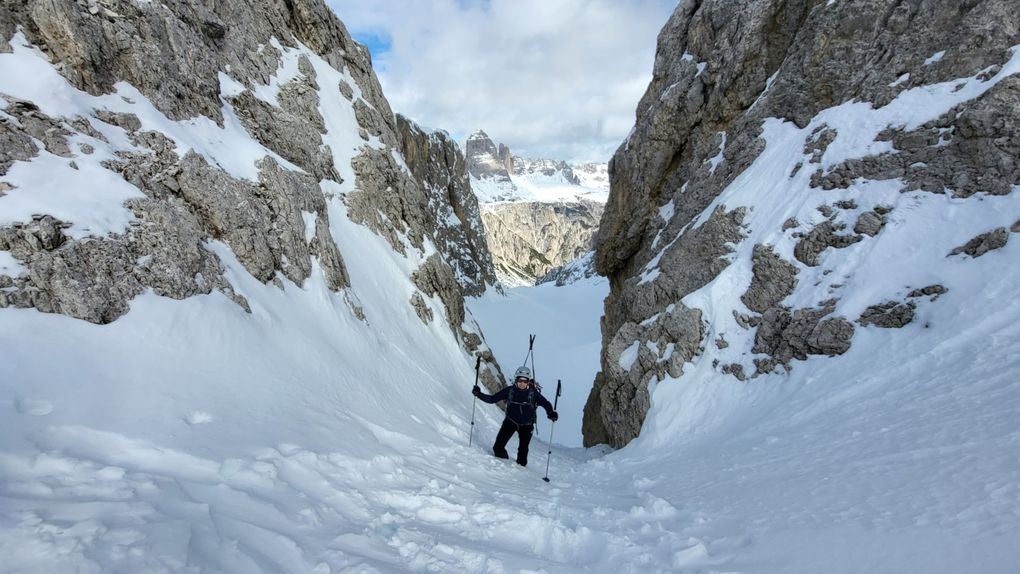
[741,244,798,313]
[536,251,598,286]
[948,227,1009,257]
[465,130,608,286]
[908,284,948,299]
[859,301,916,328]
[395,115,497,296]
[794,221,862,267]
[0,0,506,390]
[752,304,855,368]
[410,291,433,324]
[854,210,886,237]
[465,130,515,195]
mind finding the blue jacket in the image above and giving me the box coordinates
[478,384,554,426]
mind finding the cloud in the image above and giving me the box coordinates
[327,0,675,162]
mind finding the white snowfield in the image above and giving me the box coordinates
[1,32,1020,574]
[469,166,609,205]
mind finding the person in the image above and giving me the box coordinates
[473,365,558,466]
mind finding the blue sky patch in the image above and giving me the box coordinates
[353,32,392,68]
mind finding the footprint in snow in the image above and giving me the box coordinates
[15,396,54,416]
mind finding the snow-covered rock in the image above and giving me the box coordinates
[536,250,600,286]
[585,0,1020,451]
[395,115,498,297]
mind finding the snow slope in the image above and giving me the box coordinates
[469,171,608,205]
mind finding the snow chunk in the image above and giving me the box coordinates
[618,341,641,371]
[250,38,305,107]
[0,149,144,238]
[707,132,727,175]
[924,50,947,66]
[889,73,910,87]
[659,200,675,223]
[301,210,317,243]
[681,52,707,77]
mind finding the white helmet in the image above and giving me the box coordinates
[513,366,532,380]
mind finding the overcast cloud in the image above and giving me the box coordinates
[326,0,676,162]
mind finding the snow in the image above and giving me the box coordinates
[471,161,609,204]
[2,25,1020,574]
[302,210,318,242]
[706,131,727,174]
[0,149,145,239]
[889,72,910,87]
[0,250,27,277]
[0,32,303,185]
[472,173,609,204]
[658,199,675,223]
[681,52,707,77]
[618,342,641,371]
[924,50,947,66]
[251,38,306,107]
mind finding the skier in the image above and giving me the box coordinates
[473,366,558,466]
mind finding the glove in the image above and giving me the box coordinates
[548,411,558,422]
[472,386,481,397]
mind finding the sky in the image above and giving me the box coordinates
[326,0,677,162]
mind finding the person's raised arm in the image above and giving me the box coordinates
[474,385,509,404]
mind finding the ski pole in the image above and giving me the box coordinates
[469,355,481,446]
[528,334,537,384]
[522,334,535,371]
[542,380,562,483]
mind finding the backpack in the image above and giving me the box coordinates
[507,381,538,409]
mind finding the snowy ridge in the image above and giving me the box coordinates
[470,167,609,204]
[465,130,609,204]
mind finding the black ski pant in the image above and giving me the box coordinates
[492,418,534,466]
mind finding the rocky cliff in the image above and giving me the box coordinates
[0,0,505,388]
[584,0,1020,448]
[465,129,516,201]
[481,200,605,287]
[395,116,497,297]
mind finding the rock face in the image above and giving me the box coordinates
[0,0,504,387]
[395,116,497,297]
[480,200,605,287]
[465,130,516,201]
[585,0,1020,448]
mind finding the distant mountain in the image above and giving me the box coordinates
[464,130,608,286]
[465,130,609,204]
